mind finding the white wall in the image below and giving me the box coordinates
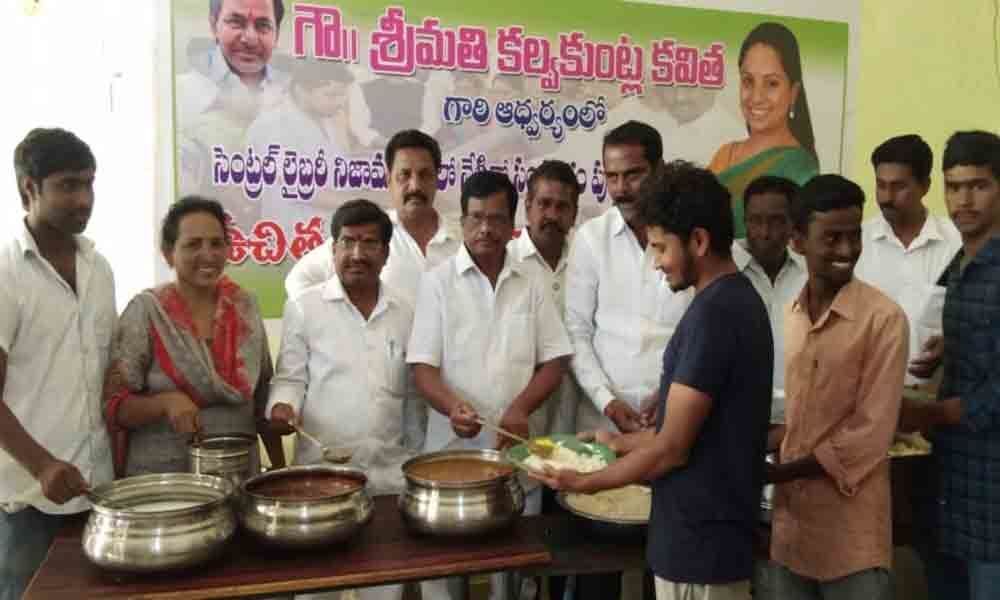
[1,0,159,310]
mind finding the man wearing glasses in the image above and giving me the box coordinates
[407,171,572,600]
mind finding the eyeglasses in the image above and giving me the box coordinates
[335,237,384,254]
[462,213,512,230]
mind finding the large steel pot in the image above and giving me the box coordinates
[399,449,524,537]
[83,473,236,573]
[238,465,373,548]
[188,432,259,488]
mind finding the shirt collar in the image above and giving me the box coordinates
[388,209,458,246]
[733,239,804,277]
[321,272,395,312]
[511,229,569,273]
[871,213,945,246]
[791,277,861,324]
[19,219,95,262]
[609,206,629,237]
[456,243,522,279]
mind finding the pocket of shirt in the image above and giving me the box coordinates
[504,314,535,366]
[380,335,408,396]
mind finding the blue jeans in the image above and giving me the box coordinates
[0,507,67,600]
[924,552,1000,600]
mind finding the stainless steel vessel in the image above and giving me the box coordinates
[188,432,259,488]
[399,449,524,536]
[82,473,236,573]
[238,465,373,548]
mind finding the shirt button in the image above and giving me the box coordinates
[553,282,561,291]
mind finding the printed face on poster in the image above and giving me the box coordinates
[172,0,849,316]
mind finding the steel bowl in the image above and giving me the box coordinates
[556,489,648,539]
[238,465,373,548]
[188,432,259,489]
[83,473,236,573]
[399,449,524,537]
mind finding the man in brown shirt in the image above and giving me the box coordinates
[768,174,909,599]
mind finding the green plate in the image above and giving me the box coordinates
[504,433,615,470]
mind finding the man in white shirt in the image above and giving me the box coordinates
[735,176,807,600]
[286,130,460,454]
[508,160,581,600]
[268,200,410,600]
[567,121,692,436]
[285,129,460,304]
[733,176,807,423]
[509,160,581,437]
[0,129,116,599]
[408,171,571,600]
[854,134,962,384]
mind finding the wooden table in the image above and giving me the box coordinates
[24,495,552,599]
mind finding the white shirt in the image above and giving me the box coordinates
[284,210,461,303]
[0,224,116,514]
[508,231,578,435]
[732,241,807,422]
[407,245,573,452]
[175,45,288,127]
[854,214,961,384]
[267,276,413,493]
[565,207,693,432]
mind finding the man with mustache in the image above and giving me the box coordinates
[408,171,571,600]
[854,134,961,387]
[768,175,908,600]
[0,129,116,599]
[899,130,1000,600]
[177,0,288,125]
[566,120,692,436]
[286,129,460,304]
[268,200,411,600]
[287,130,460,452]
[507,160,580,600]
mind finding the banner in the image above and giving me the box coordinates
[172,0,849,316]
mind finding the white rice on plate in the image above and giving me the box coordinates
[522,443,607,473]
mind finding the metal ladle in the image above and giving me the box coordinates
[294,425,353,464]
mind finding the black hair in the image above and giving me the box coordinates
[526,160,583,203]
[161,195,230,254]
[739,22,817,161]
[330,198,393,244]
[210,0,285,29]
[790,174,865,233]
[743,175,799,212]
[639,160,733,257]
[385,129,442,172]
[14,128,96,207]
[870,134,933,182]
[943,130,1000,180]
[461,170,518,218]
[602,121,663,166]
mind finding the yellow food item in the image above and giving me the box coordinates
[889,432,932,457]
[566,484,651,522]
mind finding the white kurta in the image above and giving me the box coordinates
[267,275,414,496]
[732,241,808,422]
[406,245,573,452]
[565,207,693,433]
[854,214,961,384]
[507,231,579,436]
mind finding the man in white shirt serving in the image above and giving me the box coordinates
[408,170,572,600]
[0,128,117,599]
[854,134,961,385]
[268,199,411,600]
